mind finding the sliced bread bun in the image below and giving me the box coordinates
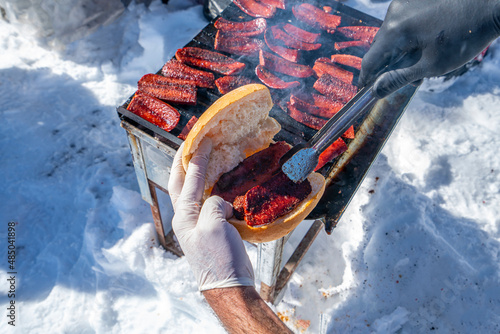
[182,84,326,243]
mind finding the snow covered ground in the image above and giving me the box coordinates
[1,0,499,333]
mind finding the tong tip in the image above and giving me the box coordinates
[281,148,318,183]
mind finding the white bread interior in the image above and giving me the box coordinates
[182,84,280,194]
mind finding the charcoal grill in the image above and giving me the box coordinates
[117,0,419,304]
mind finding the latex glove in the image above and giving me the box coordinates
[168,139,254,291]
[359,0,500,98]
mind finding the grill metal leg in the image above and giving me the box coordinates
[257,220,324,304]
[257,238,286,303]
[148,180,183,257]
[165,230,184,257]
[149,180,167,250]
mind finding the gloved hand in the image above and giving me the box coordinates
[359,0,500,98]
[168,138,254,291]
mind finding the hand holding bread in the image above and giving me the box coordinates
[168,139,255,291]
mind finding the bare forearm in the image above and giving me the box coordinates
[203,286,292,334]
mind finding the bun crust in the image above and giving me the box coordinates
[181,84,326,243]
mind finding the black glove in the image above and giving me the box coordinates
[359,0,500,98]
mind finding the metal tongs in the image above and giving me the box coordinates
[281,83,378,183]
